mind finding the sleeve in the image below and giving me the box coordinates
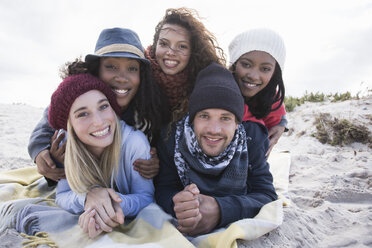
[277,115,288,128]
[214,122,278,227]
[116,129,155,217]
[28,106,56,161]
[55,179,86,214]
[154,127,184,216]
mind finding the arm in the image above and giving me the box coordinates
[115,128,155,217]
[133,147,160,179]
[28,106,55,160]
[214,122,277,227]
[154,127,185,215]
[55,178,86,214]
[28,106,65,184]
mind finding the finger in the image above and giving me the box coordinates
[81,209,95,233]
[174,198,199,213]
[107,189,122,203]
[39,151,56,169]
[88,217,102,239]
[113,202,125,225]
[94,204,117,228]
[184,184,200,195]
[177,213,202,233]
[173,191,195,203]
[266,145,274,157]
[94,211,113,232]
[139,168,159,179]
[175,207,200,220]
[54,131,66,145]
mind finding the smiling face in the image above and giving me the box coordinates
[234,50,276,99]
[69,90,116,158]
[155,24,191,75]
[193,108,238,157]
[99,57,140,111]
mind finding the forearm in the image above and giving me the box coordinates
[55,179,85,214]
[28,106,55,161]
[118,192,153,217]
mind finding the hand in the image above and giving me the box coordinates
[187,194,220,236]
[35,149,65,182]
[78,208,103,239]
[49,130,66,165]
[172,184,202,234]
[133,147,159,179]
[85,187,124,232]
[266,125,285,157]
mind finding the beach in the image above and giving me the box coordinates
[0,97,371,247]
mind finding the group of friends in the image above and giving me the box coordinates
[27,7,287,239]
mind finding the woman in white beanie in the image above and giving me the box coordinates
[228,28,287,156]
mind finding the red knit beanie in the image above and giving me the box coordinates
[48,73,121,130]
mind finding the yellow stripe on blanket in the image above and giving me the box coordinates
[198,200,283,248]
[0,167,42,185]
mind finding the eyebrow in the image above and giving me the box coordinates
[73,98,109,114]
[240,57,274,66]
[158,37,190,44]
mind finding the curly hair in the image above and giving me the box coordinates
[151,7,226,121]
[231,62,285,119]
[60,58,169,145]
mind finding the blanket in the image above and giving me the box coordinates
[0,166,284,248]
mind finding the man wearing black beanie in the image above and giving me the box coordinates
[155,63,277,236]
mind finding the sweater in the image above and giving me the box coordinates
[55,121,154,217]
[154,121,277,228]
[243,101,287,130]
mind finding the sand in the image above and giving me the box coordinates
[0,97,371,247]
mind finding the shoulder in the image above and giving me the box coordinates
[242,121,268,148]
[120,121,150,148]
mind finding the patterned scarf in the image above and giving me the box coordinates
[145,46,190,109]
[174,115,247,186]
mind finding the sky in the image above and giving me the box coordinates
[1,0,371,108]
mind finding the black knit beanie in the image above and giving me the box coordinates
[188,62,244,123]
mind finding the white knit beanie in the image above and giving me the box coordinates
[228,28,286,71]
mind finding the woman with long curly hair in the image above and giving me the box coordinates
[145,7,226,121]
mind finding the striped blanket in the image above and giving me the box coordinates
[0,163,285,248]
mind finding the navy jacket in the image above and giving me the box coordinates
[154,121,277,228]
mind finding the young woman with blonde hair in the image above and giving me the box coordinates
[48,73,154,238]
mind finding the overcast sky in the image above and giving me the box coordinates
[1,0,371,108]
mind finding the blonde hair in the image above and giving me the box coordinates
[64,116,122,194]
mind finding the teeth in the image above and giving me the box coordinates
[92,127,109,137]
[114,89,129,94]
[164,60,178,66]
[206,137,219,141]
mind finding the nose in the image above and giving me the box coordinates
[92,112,104,126]
[166,46,176,56]
[115,70,129,84]
[247,69,259,81]
[206,119,222,134]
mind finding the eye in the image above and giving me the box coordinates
[221,116,232,121]
[198,114,209,119]
[240,61,250,68]
[104,64,116,70]
[261,67,272,72]
[158,40,168,47]
[99,103,110,111]
[128,66,139,72]
[179,44,189,50]
[77,112,88,118]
